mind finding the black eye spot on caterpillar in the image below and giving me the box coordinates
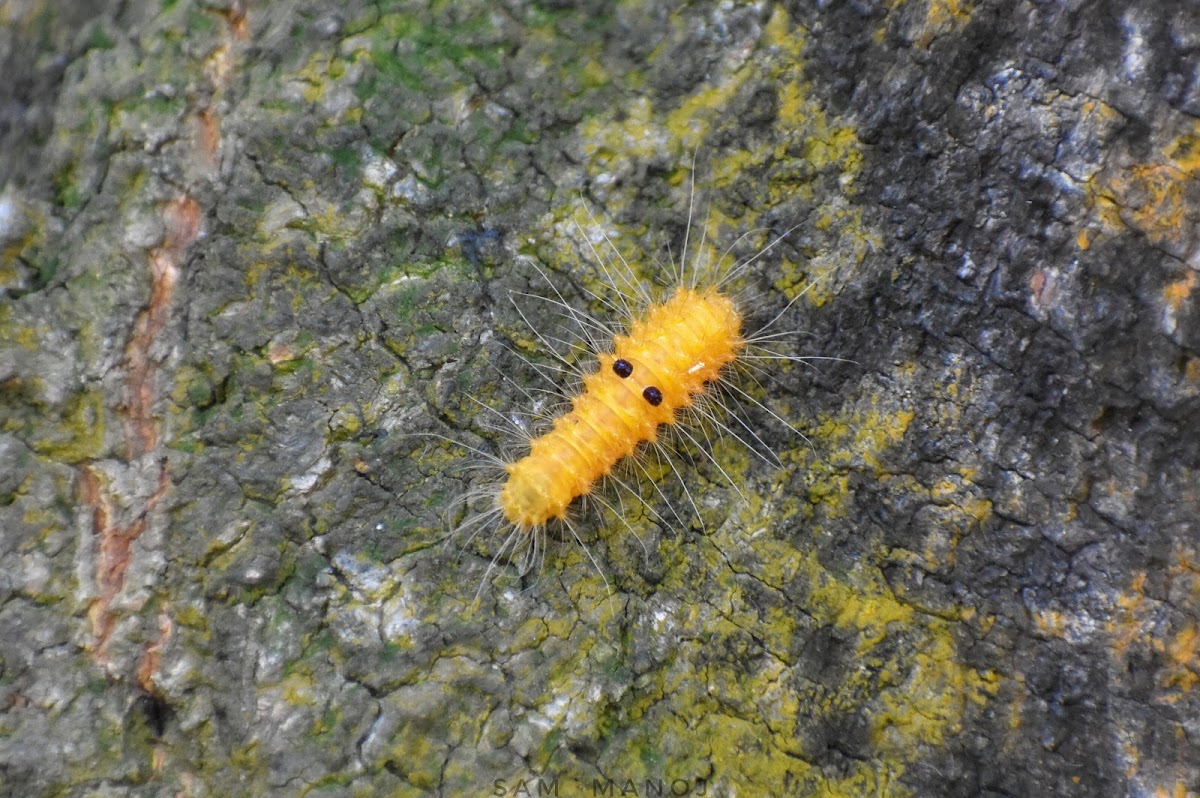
[613,358,633,378]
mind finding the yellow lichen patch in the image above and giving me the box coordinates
[818,407,915,475]
[772,258,833,307]
[1167,133,1200,173]
[772,396,918,529]
[881,0,978,47]
[295,52,334,104]
[802,554,914,653]
[13,324,41,350]
[1032,609,1069,638]
[1186,358,1200,388]
[928,0,976,28]
[1105,551,1200,699]
[763,7,864,182]
[1161,623,1200,692]
[570,4,872,275]
[0,201,48,292]
[278,672,318,706]
[30,388,106,462]
[763,5,805,59]
[923,0,976,45]
[1166,783,1192,798]
[874,632,999,750]
[579,95,671,166]
[664,365,997,778]
[1170,543,1200,599]
[1162,271,1198,337]
[801,548,998,713]
[663,74,755,155]
[1007,674,1026,733]
[1157,543,1200,694]
[681,505,999,794]
[1105,163,1189,241]
[1088,126,1200,252]
[1164,271,1196,313]
[960,495,991,526]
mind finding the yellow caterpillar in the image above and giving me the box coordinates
[445,189,834,602]
[500,286,742,529]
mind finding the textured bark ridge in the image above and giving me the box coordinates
[1,1,1196,796]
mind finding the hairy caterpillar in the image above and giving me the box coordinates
[503,286,741,524]
[446,184,834,601]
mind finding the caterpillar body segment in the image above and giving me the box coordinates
[499,287,744,529]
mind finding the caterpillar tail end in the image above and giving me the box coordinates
[498,463,565,531]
